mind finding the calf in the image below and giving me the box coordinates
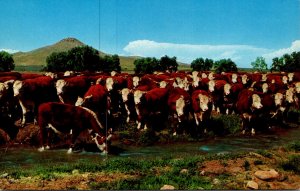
[37,102,111,154]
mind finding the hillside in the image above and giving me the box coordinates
[12,37,138,71]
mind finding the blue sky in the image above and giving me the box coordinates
[1,0,299,68]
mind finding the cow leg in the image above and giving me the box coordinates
[194,113,199,126]
[124,104,130,123]
[18,100,27,127]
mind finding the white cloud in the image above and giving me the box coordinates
[263,40,300,61]
[0,48,20,54]
[123,40,271,68]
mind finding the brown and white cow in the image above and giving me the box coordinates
[191,90,212,133]
[134,88,169,130]
[13,76,59,127]
[37,102,111,154]
[167,88,191,135]
[236,89,263,135]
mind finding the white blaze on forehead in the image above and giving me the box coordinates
[201,73,208,79]
[242,74,248,84]
[64,71,73,76]
[132,76,140,87]
[56,79,67,95]
[285,88,294,103]
[288,73,294,82]
[106,77,114,91]
[231,73,238,83]
[160,81,167,88]
[295,82,300,94]
[224,83,231,95]
[134,90,144,104]
[199,94,210,111]
[208,80,215,92]
[262,83,268,93]
[282,76,288,84]
[252,94,263,109]
[274,92,284,106]
[193,76,200,87]
[262,74,267,81]
[121,88,130,102]
[176,96,185,117]
[13,80,23,97]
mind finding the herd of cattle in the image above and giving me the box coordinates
[0,70,300,153]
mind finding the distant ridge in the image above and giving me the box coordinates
[12,37,189,71]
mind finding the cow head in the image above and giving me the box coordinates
[285,88,295,103]
[55,79,67,95]
[91,132,112,153]
[121,88,131,102]
[13,80,23,97]
[208,72,215,80]
[106,77,114,92]
[111,71,117,76]
[201,73,208,79]
[288,73,294,82]
[0,83,8,99]
[198,94,211,112]
[134,90,145,105]
[192,71,199,78]
[132,76,140,88]
[274,92,284,106]
[64,70,74,77]
[232,73,238,83]
[176,95,185,119]
[224,83,231,96]
[252,94,263,109]
[208,80,215,92]
[261,74,267,82]
[242,74,248,85]
[295,82,300,94]
[262,83,268,93]
[282,76,288,84]
[75,96,84,106]
[160,81,168,88]
[192,76,200,87]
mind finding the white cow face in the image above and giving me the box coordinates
[192,71,199,78]
[160,81,167,88]
[224,83,231,96]
[262,74,267,82]
[285,88,295,103]
[0,83,8,99]
[132,76,140,88]
[106,77,114,92]
[55,79,67,95]
[13,80,23,97]
[201,73,208,79]
[193,76,200,87]
[242,74,248,85]
[232,73,238,83]
[274,93,284,106]
[121,88,130,102]
[75,96,84,106]
[262,83,268,93]
[134,90,145,105]
[208,72,215,80]
[64,71,74,77]
[176,96,185,117]
[288,73,294,82]
[199,94,210,112]
[208,80,215,92]
[281,76,288,84]
[111,71,117,76]
[252,94,263,109]
[295,82,300,94]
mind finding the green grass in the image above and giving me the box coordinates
[280,155,300,174]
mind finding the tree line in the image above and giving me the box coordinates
[0,47,299,73]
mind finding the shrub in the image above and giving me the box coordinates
[280,155,300,174]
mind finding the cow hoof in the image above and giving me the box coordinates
[251,128,255,136]
[38,147,45,152]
